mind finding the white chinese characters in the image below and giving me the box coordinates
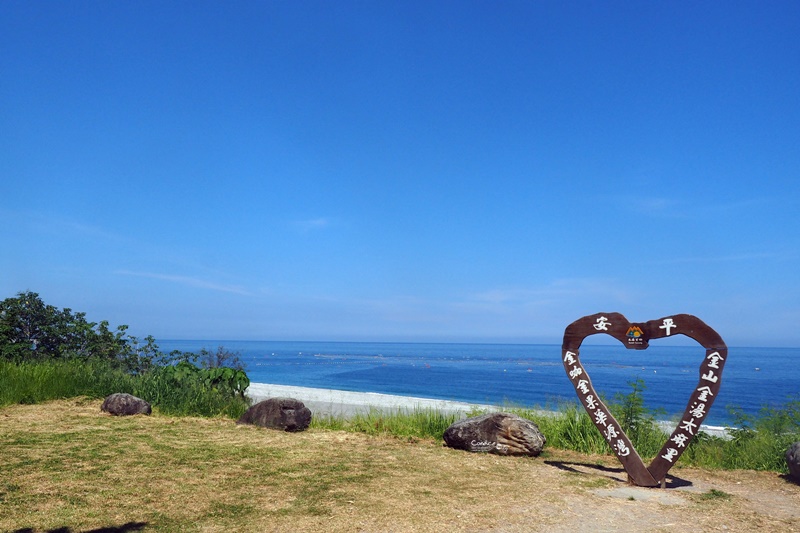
[661,448,679,463]
[707,351,724,369]
[593,316,611,331]
[659,318,677,336]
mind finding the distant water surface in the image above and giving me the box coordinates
[157,340,798,426]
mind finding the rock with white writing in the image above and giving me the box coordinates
[443,412,546,456]
[786,442,800,481]
[101,393,152,416]
[237,397,312,432]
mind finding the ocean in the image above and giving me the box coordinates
[157,340,798,426]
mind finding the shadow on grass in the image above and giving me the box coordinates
[12,521,147,533]
[544,460,693,488]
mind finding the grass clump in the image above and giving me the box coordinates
[312,407,460,441]
[697,488,733,501]
[521,402,611,454]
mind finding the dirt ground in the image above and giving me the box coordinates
[524,453,800,532]
[1,399,799,532]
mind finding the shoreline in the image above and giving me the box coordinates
[245,382,731,438]
[245,382,495,419]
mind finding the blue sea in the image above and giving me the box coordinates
[157,340,798,426]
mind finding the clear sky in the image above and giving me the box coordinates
[2,2,799,346]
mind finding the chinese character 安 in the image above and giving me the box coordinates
[593,316,611,331]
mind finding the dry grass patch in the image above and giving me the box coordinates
[1,399,799,532]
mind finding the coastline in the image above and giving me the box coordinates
[245,382,494,419]
[157,340,800,429]
[245,381,731,438]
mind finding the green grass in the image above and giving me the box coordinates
[311,406,460,440]
[0,359,249,419]
[3,359,799,473]
[3,399,790,532]
[697,488,733,501]
[312,393,800,474]
[512,382,800,474]
[678,405,800,472]
[0,358,131,405]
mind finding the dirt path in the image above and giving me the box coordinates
[528,457,800,532]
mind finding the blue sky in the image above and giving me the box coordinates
[2,2,799,346]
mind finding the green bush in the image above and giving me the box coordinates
[132,363,250,418]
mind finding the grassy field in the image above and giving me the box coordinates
[2,398,799,533]
[3,359,800,475]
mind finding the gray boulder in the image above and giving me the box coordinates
[237,397,312,432]
[444,412,546,456]
[786,442,800,481]
[101,393,152,416]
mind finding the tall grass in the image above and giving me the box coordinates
[521,403,611,454]
[0,359,131,405]
[312,407,460,440]
[0,359,249,419]
[679,400,800,472]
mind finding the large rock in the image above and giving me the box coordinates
[101,393,152,416]
[237,397,312,432]
[443,412,546,456]
[786,442,800,481]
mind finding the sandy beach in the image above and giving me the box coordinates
[246,382,493,418]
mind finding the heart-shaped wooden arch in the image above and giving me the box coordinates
[562,312,727,487]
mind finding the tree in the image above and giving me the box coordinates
[199,345,245,371]
[0,291,74,360]
[0,291,246,378]
[0,291,131,365]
